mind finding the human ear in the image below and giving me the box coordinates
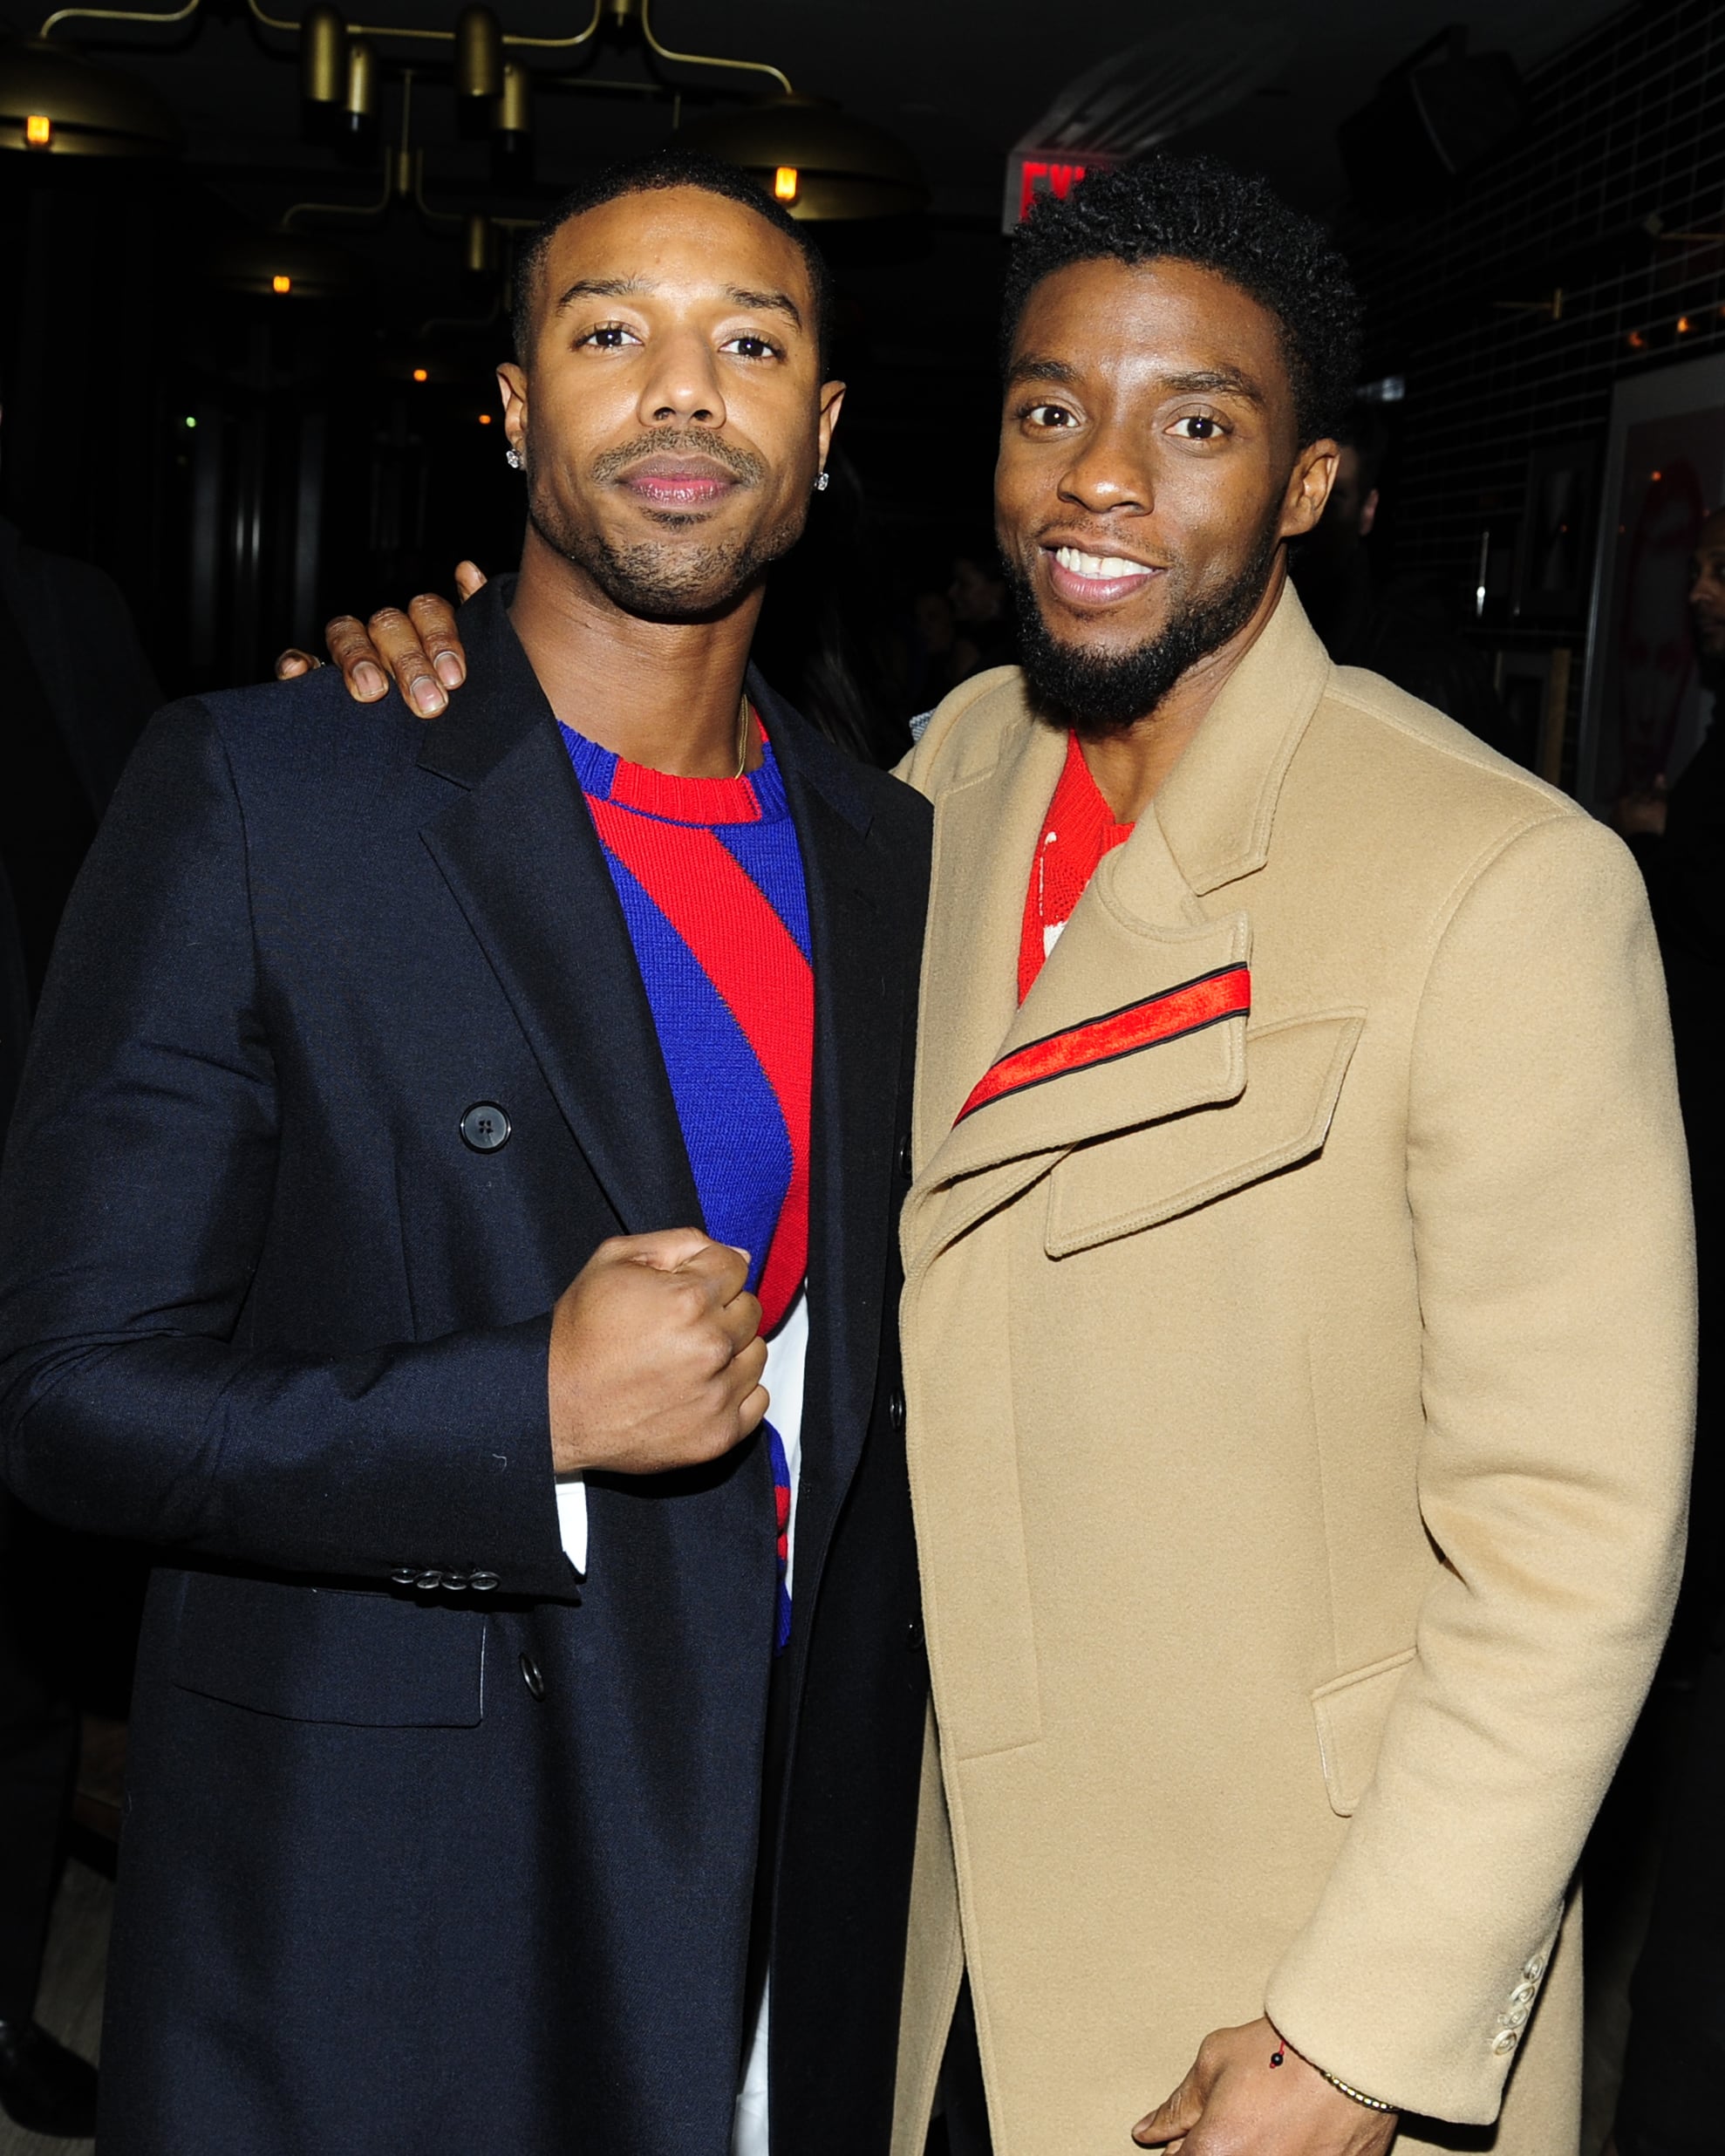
[1279,440,1339,542]
[497,361,529,465]
[816,378,848,469]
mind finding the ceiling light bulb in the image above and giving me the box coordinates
[272,273,292,294]
[412,368,428,382]
[774,166,799,203]
[24,113,51,147]
[479,413,493,425]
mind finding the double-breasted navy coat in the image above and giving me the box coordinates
[0,583,932,2154]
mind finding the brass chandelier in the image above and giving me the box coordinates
[0,0,926,222]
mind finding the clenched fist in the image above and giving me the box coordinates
[548,1230,767,1477]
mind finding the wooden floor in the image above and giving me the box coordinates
[0,1859,110,2156]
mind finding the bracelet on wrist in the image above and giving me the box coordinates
[1267,2027,1395,2114]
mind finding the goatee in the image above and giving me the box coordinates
[1007,511,1283,738]
[523,426,805,623]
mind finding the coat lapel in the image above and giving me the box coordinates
[905,583,1333,1266]
[417,583,701,1238]
[754,674,898,1591]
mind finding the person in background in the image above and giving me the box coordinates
[1606,504,1725,2156]
[1292,402,1509,750]
[907,588,975,712]
[0,422,157,2139]
[749,448,909,768]
[947,546,1017,677]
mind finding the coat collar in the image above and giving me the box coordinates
[910,581,1331,1211]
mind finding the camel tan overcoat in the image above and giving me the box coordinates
[889,587,1694,2156]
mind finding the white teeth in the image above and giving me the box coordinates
[1054,545,1151,580]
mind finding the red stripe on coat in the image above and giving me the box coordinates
[955,964,1251,1125]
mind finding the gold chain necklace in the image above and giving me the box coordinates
[732,691,753,780]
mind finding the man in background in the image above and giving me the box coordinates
[1607,504,1725,2156]
[0,420,156,2137]
[1292,401,1508,748]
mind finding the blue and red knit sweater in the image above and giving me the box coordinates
[560,715,809,1651]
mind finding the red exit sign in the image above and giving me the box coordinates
[1002,149,1115,232]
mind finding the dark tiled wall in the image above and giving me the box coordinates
[1343,0,1725,788]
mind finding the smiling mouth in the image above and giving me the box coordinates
[1044,542,1164,605]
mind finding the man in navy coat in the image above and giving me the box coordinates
[0,150,931,2154]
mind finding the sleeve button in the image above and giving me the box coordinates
[1491,2030,1518,2055]
[469,1572,500,1592]
[415,1569,444,1590]
[520,1654,545,1699]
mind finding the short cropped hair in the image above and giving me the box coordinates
[512,147,835,372]
[1001,154,1362,449]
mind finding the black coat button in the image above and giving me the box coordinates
[905,1618,924,1652]
[468,1571,500,1593]
[889,1389,906,1435]
[460,1102,511,1153]
[897,1135,913,1179]
[520,1654,545,1700]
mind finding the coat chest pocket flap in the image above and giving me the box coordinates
[169,1570,486,1728]
[1045,1009,1364,1257]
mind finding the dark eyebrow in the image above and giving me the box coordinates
[1161,366,1265,406]
[724,284,804,331]
[1006,353,1081,389]
[554,275,651,311]
[551,275,803,333]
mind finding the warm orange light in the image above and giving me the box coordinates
[774,166,798,203]
[1627,330,1647,350]
[412,367,428,382]
[1653,468,1663,481]
[24,113,51,147]
[478,412,493,425]
[271,273,292,295]
[1678,315,1693,333]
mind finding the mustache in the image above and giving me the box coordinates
[588,428,767,488]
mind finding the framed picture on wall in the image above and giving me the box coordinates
[1492,646,1574,782]
[1516,440,1598,622]
[1578,353,1725,810]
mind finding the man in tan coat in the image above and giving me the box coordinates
[889,159,1693,2156]
[295,154,1694,2156]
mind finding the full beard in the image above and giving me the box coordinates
[524,427,806,622]
[1006,509,1284,738]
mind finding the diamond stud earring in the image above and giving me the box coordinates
[505,446,522,471]
[815,470,829,492]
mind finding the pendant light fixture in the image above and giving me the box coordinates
[678,93,926,221]
[0,30,180,155]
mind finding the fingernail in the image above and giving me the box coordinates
[355,664,386,699]
[435,654,464,690]
[412,677,446,715]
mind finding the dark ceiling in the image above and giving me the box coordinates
[0,0,1627,218]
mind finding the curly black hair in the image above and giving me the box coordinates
[512,147,834,372]
[1001,154,1362,448]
